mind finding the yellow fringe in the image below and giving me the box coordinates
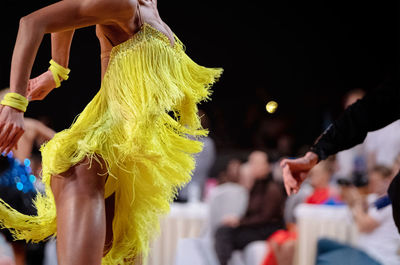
[0,23,222,264]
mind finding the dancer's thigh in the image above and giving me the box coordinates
[50,156,108,200]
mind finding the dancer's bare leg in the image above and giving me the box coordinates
[10,243,25,265]
[51,157,108,265]
[103,193,115,255]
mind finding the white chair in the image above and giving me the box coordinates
[229,241,268,265]
[207,183,249,236]
[174,237,220,265]
[175,183,249,265]
[243,241,269,265]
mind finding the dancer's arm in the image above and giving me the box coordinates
[0,0,135,153]
[11,0,132,96]
[27,30,75,101]
[52,30,75,68]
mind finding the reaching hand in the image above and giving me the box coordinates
[0,106,25,154]
[280,152,319,196]
[26,70,56,101]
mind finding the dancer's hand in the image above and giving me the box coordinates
[0,105,25,154]
[280,152,319,196]
[27,70,56,101]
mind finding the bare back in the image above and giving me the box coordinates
[96,0,175,78]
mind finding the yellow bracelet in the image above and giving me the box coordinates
[48,59,70,88]
[1,92,28,112]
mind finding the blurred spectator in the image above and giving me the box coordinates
[318,165,400,265]
[238,162,253,190]
[305,157,342,205]
[284,157,339,227]
[214,151,285,265]
[178,110,216,202]
[202,158,242,203]
[253,117,289,154]
[263,157,341,265]
[283,182,312,226]
[268,134,295,163]
[217,159,242,185]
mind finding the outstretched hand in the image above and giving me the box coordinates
[27,70,56,101]
[0,105,25,154]
[280,152,319,196]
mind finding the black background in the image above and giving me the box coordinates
[0,0,398,154]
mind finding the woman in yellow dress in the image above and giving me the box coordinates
[0,0,222,264]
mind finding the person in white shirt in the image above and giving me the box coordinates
[317,165,400,265]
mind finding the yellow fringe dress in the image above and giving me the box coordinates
[0,23,222,264]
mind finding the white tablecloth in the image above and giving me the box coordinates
[145,202,208,265]
[294,204,358,265]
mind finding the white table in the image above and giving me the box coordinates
[145,202,208,265]
[294,204,358,265]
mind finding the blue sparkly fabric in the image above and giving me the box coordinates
[0,152,36,193]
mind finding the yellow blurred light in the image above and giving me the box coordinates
[266,101,278,113]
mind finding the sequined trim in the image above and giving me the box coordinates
[110,23,181,56]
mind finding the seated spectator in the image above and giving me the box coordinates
[317,165,400,265]
[262,157,340,265]
[217,159,242,185]
[204,158,243,202]
[214,151,285,265]
[305,157,342,205]
[205,158,248,235]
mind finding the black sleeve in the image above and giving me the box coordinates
[310,80,400,161]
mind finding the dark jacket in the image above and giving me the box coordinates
[308,75,400,232]
[239,177,285,227]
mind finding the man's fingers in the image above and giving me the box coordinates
[283,165,298,196]
[282,165,291,195]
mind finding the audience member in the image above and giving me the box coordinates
[305,157,342,205]
[214,151,285,265]
[203,157,243,204]
[217,159,242,185]
[317,165,400,265]
[238,161,253,190]
[263,157,340,265]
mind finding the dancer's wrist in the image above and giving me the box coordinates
[48,59,70,88]
[1,92,29,112]
[304,152,319,167]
